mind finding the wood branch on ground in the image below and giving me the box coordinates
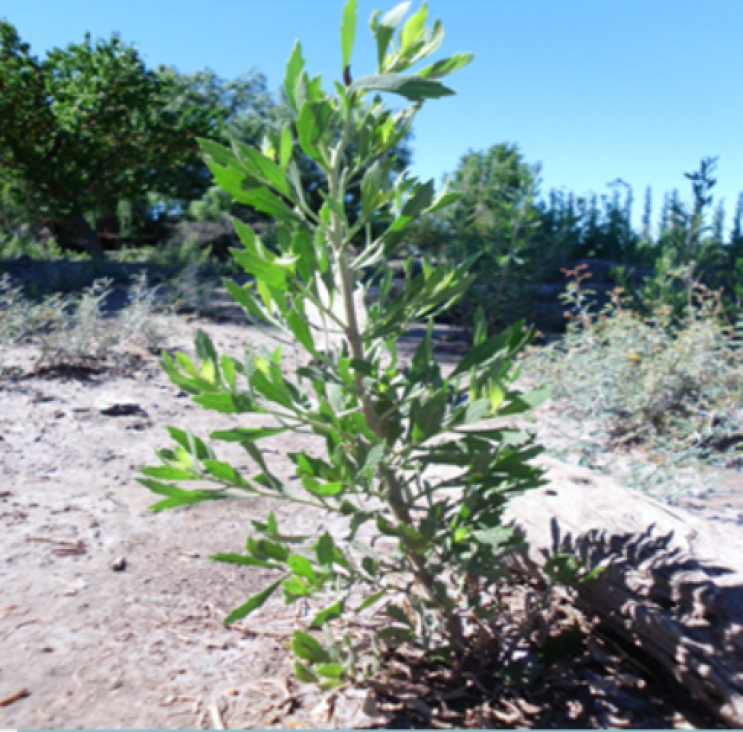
[504,457,743,728]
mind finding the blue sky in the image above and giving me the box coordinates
[4,0,743,231]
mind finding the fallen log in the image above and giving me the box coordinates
[504,458,743,728]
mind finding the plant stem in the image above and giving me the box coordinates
[326,107,465,653]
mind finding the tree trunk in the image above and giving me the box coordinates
[504,458,743,728]
[47,216,105,258]
[73,214,105,258]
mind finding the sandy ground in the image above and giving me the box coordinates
[1,314,741,729]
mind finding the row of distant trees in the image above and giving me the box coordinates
[0,21,410,257]
[2,22,742,323]
[407,146,743,326]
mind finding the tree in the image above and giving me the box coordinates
[0,22,217,255]
[443,144,542,328]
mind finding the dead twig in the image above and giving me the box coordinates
[0,688,31,707]
[25,536,86,556]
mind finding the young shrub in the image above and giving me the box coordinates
[118,271,168,353]
[522,265,743,502]
[0,272,168,370]
[140,0,549,680]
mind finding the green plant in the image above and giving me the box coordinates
[441,144,543,330]
[161,261,221,316]
[522,264,743,502]
[0,272,168,369]
[118,271,167,352]
[140,0,550,685]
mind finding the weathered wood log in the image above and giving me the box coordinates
[504,457,743,728]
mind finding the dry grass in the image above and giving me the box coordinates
[0,271,169,372]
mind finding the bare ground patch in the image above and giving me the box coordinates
[0,316,738,728]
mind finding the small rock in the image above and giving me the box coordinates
[111,557,127,572]
[96,393,147,417]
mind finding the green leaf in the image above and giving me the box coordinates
[211,427,288,442]
[296,100,333,162]
[288,554,318,583]
[450,329,512,378]
[140,466,196,481]
[193,393,251,414]
[248,537,290,563]
[315,663,345,680]
[412,17,445,61]
[418,53,474,80]
[286,309,315,353]
[223,579,284,625]
[139,479,230,512]
[498,385,552,416]
[222,279,263,322]
[210,553,276,569]
[232,140,292,198]
[283,576,311,598]
[279,125,293,170]
[370,5,409,70]
[399,4,427,55]
[311,600,344,628]
[195,328,218,365]
[356,590,386,613]
[302,476,344,497]
[267,511,279,535]
[167,427,212,460]
[424,190,462,215]
[410,390,448,442]
[292,631,330,664]
[360,443,385,478]
[350,74,454,101]
[202,459,249,486]
[221,355,236,391]
[294,661,320,684]
[207,163,259,205]
[462,398,491,425]
[341,0,358,71]
[314,533,336,567]
[386,604,413,627]
[284,42,305,112]
[242,187,301,222]
[199,138,239,169]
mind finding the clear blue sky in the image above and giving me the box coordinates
[3,0,743,231]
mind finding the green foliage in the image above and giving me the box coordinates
[412,144,543,329]
[141,0,549,680]
[0,22,217,254]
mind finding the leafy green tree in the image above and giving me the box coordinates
[443,144,542,329]
[0,22,216,255]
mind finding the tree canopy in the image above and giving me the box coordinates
[0,22,218,255]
